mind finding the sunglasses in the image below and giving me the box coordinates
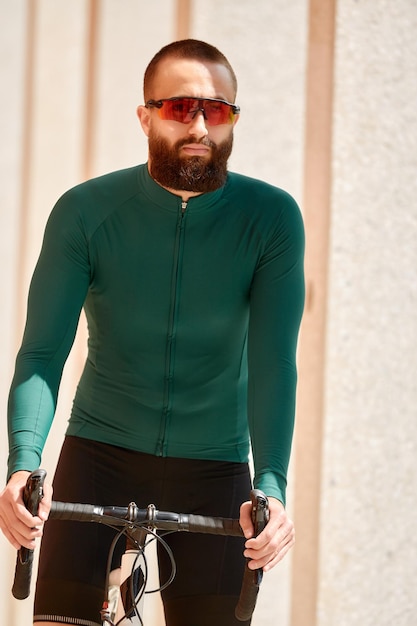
[145,97,240,126]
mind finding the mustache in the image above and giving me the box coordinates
[175,137,216,150]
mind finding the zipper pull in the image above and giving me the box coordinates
[181,200,187,213]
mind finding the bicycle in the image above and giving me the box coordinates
[11,469,269,625]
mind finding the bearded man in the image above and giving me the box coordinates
[1,39,305,626]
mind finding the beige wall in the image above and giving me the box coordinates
[320,1,417,624]
[0,1,416,625]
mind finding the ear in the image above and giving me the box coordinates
[136,105,151,137]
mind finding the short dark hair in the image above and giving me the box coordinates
[143,39,238,101]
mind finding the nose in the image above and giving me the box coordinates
[187,110,209,139]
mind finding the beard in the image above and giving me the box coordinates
[148,129,233,193]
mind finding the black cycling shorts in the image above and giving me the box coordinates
[34,436,253,626]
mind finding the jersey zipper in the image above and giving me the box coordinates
[157,199,188,456]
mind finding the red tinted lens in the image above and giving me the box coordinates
[159,99,194,122]
[158,98,235,125]
[203,100,235,125]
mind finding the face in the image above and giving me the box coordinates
[137,57,239,195]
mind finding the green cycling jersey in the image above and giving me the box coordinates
[7,164,304,504]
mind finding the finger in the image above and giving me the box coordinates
[14,517,43,542]
[15,534,39,551]
[5,500,44,536]
[2,522,41,551]
[13,482,52,525]
[244,521,295,565]
[256,523,294,558]
[14,500,44,528]
[0,512,19,550]
[247,530,295,571]
[38,482,53,521]
[1,526,21,551]
[239,501,255,539]
[263,535,295,572]
[245,513,293,551]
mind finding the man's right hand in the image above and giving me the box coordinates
[0,470,52,550]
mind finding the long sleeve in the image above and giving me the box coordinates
[247,192,305,505]
[7,193,90,477]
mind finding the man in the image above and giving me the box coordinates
[0,39,305,626]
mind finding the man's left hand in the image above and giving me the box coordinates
[239,496,295,572]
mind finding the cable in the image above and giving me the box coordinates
[101,527,127,626]
[100,521,179,624]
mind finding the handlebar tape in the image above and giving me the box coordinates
[235,489,269,621]
[11,470,269,619]
[12,469,46,600]
[49,502,244,537]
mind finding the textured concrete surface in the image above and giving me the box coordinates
[320,1,417,625]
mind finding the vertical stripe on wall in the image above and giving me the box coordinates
[15,0,37,338]
[83,0,99,181]
[176,0,192,40]
[290,1,337,625]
